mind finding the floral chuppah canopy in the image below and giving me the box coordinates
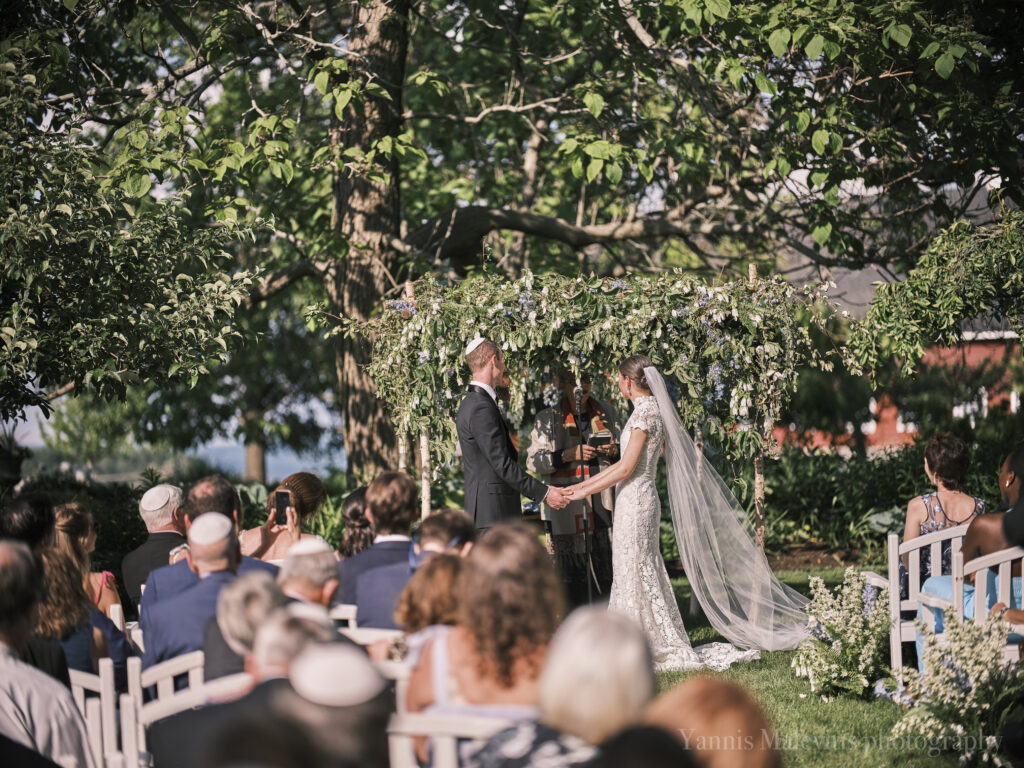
[356,270,852,526]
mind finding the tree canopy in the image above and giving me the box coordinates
[6,0,1022,474]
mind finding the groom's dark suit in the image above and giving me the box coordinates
[457,385,547,529]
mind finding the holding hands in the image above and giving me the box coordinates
[545,485,571,510]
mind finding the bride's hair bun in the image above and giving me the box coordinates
[619,355,653,391]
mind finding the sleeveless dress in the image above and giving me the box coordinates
[609,395,759,672]
[898,491,986,602]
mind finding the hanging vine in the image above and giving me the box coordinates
[350,270,854,476]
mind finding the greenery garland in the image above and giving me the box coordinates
[357,271,852,475]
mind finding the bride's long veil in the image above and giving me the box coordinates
[644,366,809,651]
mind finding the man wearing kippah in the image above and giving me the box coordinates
[121,484,186,609]
[142,513,240,673]
[457,337,569,529]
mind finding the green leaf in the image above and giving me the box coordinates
[62,0,78,10]
[586,158,604,183]
[55,204,73,216]
[890,24,912,48]
[334,89,352,119]
[935,52,955,79]
[948,44,966,58]
[122,173,152,198]
[754,73,776,94]
[812,222,832,245]
[605,162,622,185]
[583,92,605,118]
[705,0,730,20]
[314,70,330,95]
[804,34,824,60]
[811,129,828,155]
[768,28,791,58]
[810,171,829,188]
[583,140,614,159]
[794,111,811,134]
[919,41,940,59]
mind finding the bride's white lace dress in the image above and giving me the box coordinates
[609,395,760,672]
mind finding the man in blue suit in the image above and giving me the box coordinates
[355,508,476,629]
[140,476,277,628]
[338,472,418,607]
[142,513,239,670]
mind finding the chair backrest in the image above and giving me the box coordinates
[140,672,254,727]
[954,546,1024,622]
[329,603,359,627]
[892,524,970,610]
[109,603,126,633]
[127,651,206,753]
[387,712,513,768]
[340,627,404,646]
[69,658,117,758]
[84,697,103,768]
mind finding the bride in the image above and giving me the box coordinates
[566,355,808,671]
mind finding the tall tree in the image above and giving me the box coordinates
[21,0,1023,476]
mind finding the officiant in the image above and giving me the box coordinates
[527,369,621,607]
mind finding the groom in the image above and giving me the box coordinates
[457,337,570,529]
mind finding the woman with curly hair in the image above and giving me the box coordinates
[406,523,565,763]
[240,471,330,564]
[338,486,373,559]
[53,502,122,618]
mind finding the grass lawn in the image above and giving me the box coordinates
[663,569,962,768]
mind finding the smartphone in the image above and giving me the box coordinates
[275,490,290,526]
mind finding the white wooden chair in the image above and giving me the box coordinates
[861,524,969,679]
[387,712,512,768]
[108,603,126,632]
[329,602,359,627]
[69,658,118,759]
[340,627,404,646]
[375,659,411,714]
[919,545,1024,664]
[126,651,206,752]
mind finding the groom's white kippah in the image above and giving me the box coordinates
[465,336,487,356]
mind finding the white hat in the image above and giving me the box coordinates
[290,644,386,706]
[188,512,234,546]
[286,539,333,558]
[465,336,487,356]
[140,484,178,512]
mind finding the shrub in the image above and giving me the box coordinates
[793,568,891,700]
[893,612,1024,766]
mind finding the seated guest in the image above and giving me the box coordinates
[121,484,185,608]
[149,604,337,768]
[584,727,698,768]
[406,523,566,763]
[356,508,476,629]
[204,570,288,680]
[916,442,1024,666]
[645,676,780,768]
[241,472,329,564]
[36,548,128,684]
[272,643,391,768]
[278,539,341,608]
[0,540,96,768]
[338,486,372,560]
[339,471,418,606]
[468,606,656,767]
[899,433,986,604]
[140,477,277,622]
[142,513,239,671]
[0,495,70,687]
[54,502,122,619]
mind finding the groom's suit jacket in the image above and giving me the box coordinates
[457,385,547,529]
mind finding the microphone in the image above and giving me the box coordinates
[574,385,584,417]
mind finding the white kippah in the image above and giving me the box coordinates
[286,539,333,558]
[465,336,487,356]
[188,512,234,546]
[290,644,386,706]
[140,484,176,512]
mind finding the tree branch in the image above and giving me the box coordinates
[245,258,321,308]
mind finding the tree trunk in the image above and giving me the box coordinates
[329,0,410,481]
[241,408,266,483]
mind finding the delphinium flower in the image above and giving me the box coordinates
[542,384,560,408]
[386,300,418,315]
